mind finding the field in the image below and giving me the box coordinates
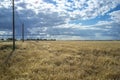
[0,41,120,80]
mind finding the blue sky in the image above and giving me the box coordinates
[0,0,120,40]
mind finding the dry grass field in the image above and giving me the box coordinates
[0,41,120,80]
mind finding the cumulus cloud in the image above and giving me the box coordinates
[10,0,120,20]
[52,0,120,20]
[109,10,120,23]
[0,30,12,38]
[0,0,120,40]
[0,31,14,40]
[0,30,12,35]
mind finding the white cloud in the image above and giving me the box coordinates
[53,23,108,31]
[0,0,11,8]
[109,10,120,23]
[1,0,120,20]
[0,31,12,35]
[91,10,120,28]
[27,27,48,34]
[52,0,120,20]
[0,0,120,40]
[94,33,113,40]
[5,0,117,20]
[52,35,85,40]
[94,21,113,27]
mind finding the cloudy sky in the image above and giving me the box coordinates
[0,0,120,40]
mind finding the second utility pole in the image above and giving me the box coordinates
[22,23,24,42]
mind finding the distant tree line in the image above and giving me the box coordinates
[0,38,56,41]
[0,38,17,41]
[26,38,56,41]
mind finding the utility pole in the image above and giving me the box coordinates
[12,0,15,50]
[22,23,24,42]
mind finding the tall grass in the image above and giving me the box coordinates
[0,41,120,80]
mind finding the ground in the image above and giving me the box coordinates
[0,41,120,80]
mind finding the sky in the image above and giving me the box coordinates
[0,0,120,40]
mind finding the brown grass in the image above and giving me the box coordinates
[0,41,120,80]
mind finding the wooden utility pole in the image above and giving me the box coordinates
[12,0,15,50]
[22,23,24,42]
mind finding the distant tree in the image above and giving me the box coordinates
[7,38,17,41]
[37,38,39,40]
[0,38,4,41]
[7,38,13,41]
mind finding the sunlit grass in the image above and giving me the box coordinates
[0,41,120,80]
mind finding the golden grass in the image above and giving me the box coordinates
[0,41,120,80]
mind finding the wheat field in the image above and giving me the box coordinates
[0,41,120,80]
